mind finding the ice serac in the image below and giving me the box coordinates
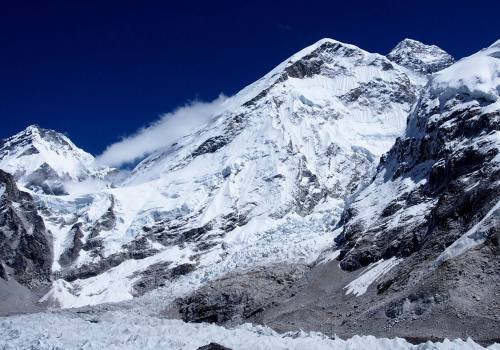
[0,125,112,195]
[387,38,454,74]
[41,38,423,307]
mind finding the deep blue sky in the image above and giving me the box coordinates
[2,0,499,155]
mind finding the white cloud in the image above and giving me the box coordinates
[96,95,228,167]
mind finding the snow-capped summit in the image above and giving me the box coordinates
[387,38,454,74]
[0,125,109,194]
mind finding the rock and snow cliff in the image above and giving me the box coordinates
[337,39,500,271]
[0,170,52,291]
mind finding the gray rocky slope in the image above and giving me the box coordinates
[175,41,500,344]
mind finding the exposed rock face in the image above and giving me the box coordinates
[0,170,52,288]
[388,38,454,74]
[177,264,308,325]
[61,245,159,282]
[132,262,196,296]
[58,223,84,267]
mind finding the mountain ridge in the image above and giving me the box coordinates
[1,37,430,308]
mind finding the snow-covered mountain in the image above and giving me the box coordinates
[337,39,500,272]
[0,125,112,195]
[28,38,432,308]
[387,38,454,74]
[4,36,497,345]
[205,38,498,342]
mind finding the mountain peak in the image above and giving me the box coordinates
[397,38,425,46]
[6,125,82,155]
[18,124,45,139]
[286,38,365,63]
[25,124,41,131]
[0,125,99,193]
[387,38,454,74]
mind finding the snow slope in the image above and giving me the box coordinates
[344,257,401,297]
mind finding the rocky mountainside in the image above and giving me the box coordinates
[0,169,52,287]
[337,40,500,271]
[387,38,454,74]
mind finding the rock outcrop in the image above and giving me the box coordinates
[0,170,52,288]
[177,264,308,325]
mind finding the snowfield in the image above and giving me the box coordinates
[0,311,498,350]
